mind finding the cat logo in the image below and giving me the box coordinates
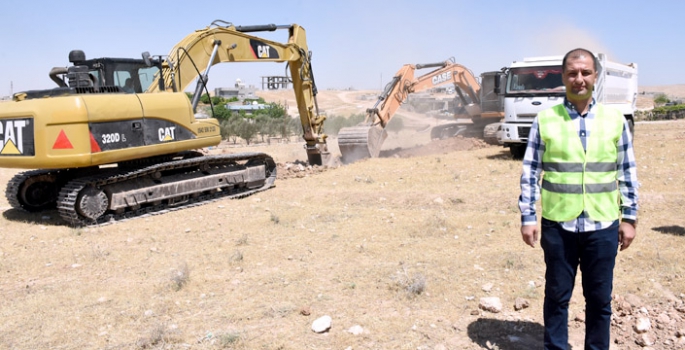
[432,71,452,85]
[0,119,28,155]
[158,127,176,142]
[249,40,279,59]
[257,45,271,58]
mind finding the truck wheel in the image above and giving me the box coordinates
[510,145,526,160]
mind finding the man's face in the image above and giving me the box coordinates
[562,54,597,102]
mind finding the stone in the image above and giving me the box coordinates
[635,333,655,347]
[347,325,364,335]
[514,297,529,311]
[311,315,332,333]
[634,317,651,334]
[479,297,502,313]
[481,283,493,293]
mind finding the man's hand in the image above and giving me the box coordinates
[619,222,637,251]
[521,225,539,248]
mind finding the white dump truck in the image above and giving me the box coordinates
[498,53,638,158]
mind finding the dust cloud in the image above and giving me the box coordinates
[526,21,619,61]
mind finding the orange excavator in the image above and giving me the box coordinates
[336,58,504,163]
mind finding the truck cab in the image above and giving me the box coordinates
[498,54,638,159]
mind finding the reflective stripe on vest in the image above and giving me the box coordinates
[538,103,624,222]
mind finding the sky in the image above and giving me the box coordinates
[0,0,683,96]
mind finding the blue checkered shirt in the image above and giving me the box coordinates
[518,98,639,232]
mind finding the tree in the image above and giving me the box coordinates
[211,96,225,106]
[200,93,211,104]
[654,93,670,106]
[235,118,260,145]
[212,104,232,121]
[219,118,237,142]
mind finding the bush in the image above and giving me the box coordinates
[654,93,670,105]
[324,113,366,135]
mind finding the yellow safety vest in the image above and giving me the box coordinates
[538,104,624,222]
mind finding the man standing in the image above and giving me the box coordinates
[518,48,639,350]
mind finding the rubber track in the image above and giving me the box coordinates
[5,169,55,210]
[56,152,276,227]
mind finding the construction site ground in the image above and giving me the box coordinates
[1,87,685,349]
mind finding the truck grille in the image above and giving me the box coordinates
[518,126,531,139]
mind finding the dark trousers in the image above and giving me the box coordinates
[540,218,619,350]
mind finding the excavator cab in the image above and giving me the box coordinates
[43,50,163,95]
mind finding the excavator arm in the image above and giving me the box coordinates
[148,20,328,165]
[337,58,483,163]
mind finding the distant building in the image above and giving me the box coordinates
[214,78,257,100]
[225,102,268,114]
[261,76,290,90]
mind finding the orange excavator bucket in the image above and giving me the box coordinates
[337,123,387,164]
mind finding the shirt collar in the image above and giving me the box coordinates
[563,97,596,118]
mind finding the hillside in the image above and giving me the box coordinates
[257,85,685,117]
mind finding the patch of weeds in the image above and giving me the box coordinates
[91,245,110,261]
[264,304,295,318]
[391,267,426,298]
[354,175,374,184]
[170,262,190,291]
[136,323,180,349]
[216,331,243,348]
[520,284,540,299]
[421,214,449,236]
[70,228,83,236]
[230,250,243,263]
[235,234,248,246]
[501,252,525,270]
[450,197,464,204]
[270,213,280,224]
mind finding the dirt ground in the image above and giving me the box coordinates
[1,89,685,349]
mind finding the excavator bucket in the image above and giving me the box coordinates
[337,124,388,164]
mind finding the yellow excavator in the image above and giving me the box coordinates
[337,58,504,163]
[0,20,328,225]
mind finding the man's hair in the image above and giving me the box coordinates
[562,48,599,72]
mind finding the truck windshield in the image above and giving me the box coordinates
[506,67,564,94]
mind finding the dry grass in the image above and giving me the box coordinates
[0,120,684,349]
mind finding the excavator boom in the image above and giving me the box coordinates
[148,20,328,164]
